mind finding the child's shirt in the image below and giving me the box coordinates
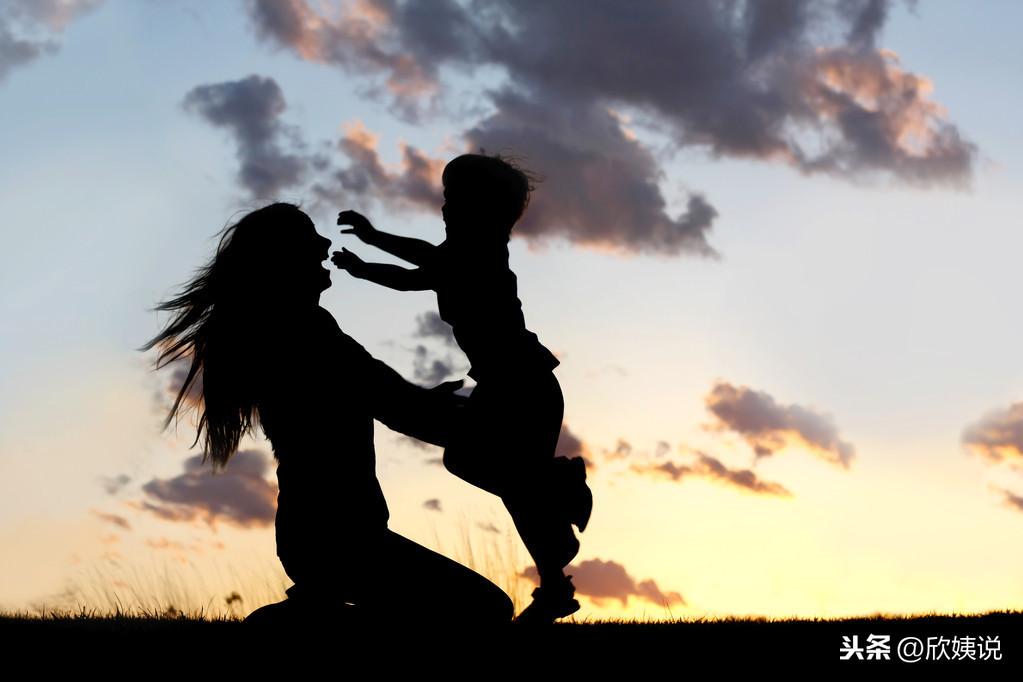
[423,239,560,382]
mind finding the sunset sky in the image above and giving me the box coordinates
[3,0,1023,621]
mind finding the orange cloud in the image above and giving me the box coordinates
[523,558,684,608]
[963,402,1023,466]
[631,451,792,497]
[246,0,436,107]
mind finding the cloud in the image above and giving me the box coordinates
[241,0,975,257]
[402,312,467,385]
[477,522,500,534]
[465,90,719,256]
[164,355,204,410]
[245,0,442,118]
[654,441,671,458]
[705,381,854,468]
[962,402,1023,466]
[183,74,308,200]
[99,473,131,496]
[994,487,1023,514]
[90,509,132,530]
[631,451,792,497]
[414,311,457,348]
[603,438,633,461]
[422,498,442,512]
[0,0,101,83]
[312,120,445,211]
[555,423,595,471]
[138,449,278,529]
[412,344,455,384]
[523,558,684,608]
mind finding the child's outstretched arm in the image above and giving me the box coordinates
[338,209,438,266]
[332,247,432,291]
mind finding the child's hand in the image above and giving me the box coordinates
[337,210,377,242]
[331,247,365,274]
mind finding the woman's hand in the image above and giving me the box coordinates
[331,247,366,275]
[428,379,468,408]
[429,379,465,395]
[337,210,377,242]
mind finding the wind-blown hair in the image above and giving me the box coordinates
[442,151,541,233]
[140,202,305,471]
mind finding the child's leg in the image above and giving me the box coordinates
[442,380,509,497]
[503,488,580,581]
[494,372,583,590]
[444,371,589,609]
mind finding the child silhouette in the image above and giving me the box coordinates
[333,153,592,622]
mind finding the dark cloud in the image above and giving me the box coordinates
[90,509,132,531]
[412,344,455,384]
[414,311,457,348]
[465,89,718,256]
[99,474,131,496]
[654,441,671,458]
[555,423,595,471]
[242,0,975,257]
[473,1,974,186]
[0,0,101,83]
[705,381,854,468]
[962,402,1023,467]
[632,451,792,497]
[523,558,684,608]
[183,75,308,200]
[422,498,443,512]
[139,449,278,529]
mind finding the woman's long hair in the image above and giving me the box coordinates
[140,202,304,471]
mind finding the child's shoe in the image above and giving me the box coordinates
[513,575,580,625]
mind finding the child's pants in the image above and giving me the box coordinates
[443,370,580,576]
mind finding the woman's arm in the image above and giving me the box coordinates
[319,311,462,447]
[338,210,439,266]
[331,248,433,291]
[365,360,464,448]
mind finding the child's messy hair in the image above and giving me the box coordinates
[442,150,542,232]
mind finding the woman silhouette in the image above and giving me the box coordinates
[140,202,512,626]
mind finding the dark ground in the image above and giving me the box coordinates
[3,610,1021,669]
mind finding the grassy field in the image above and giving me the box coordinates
[2,607,1020,668]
